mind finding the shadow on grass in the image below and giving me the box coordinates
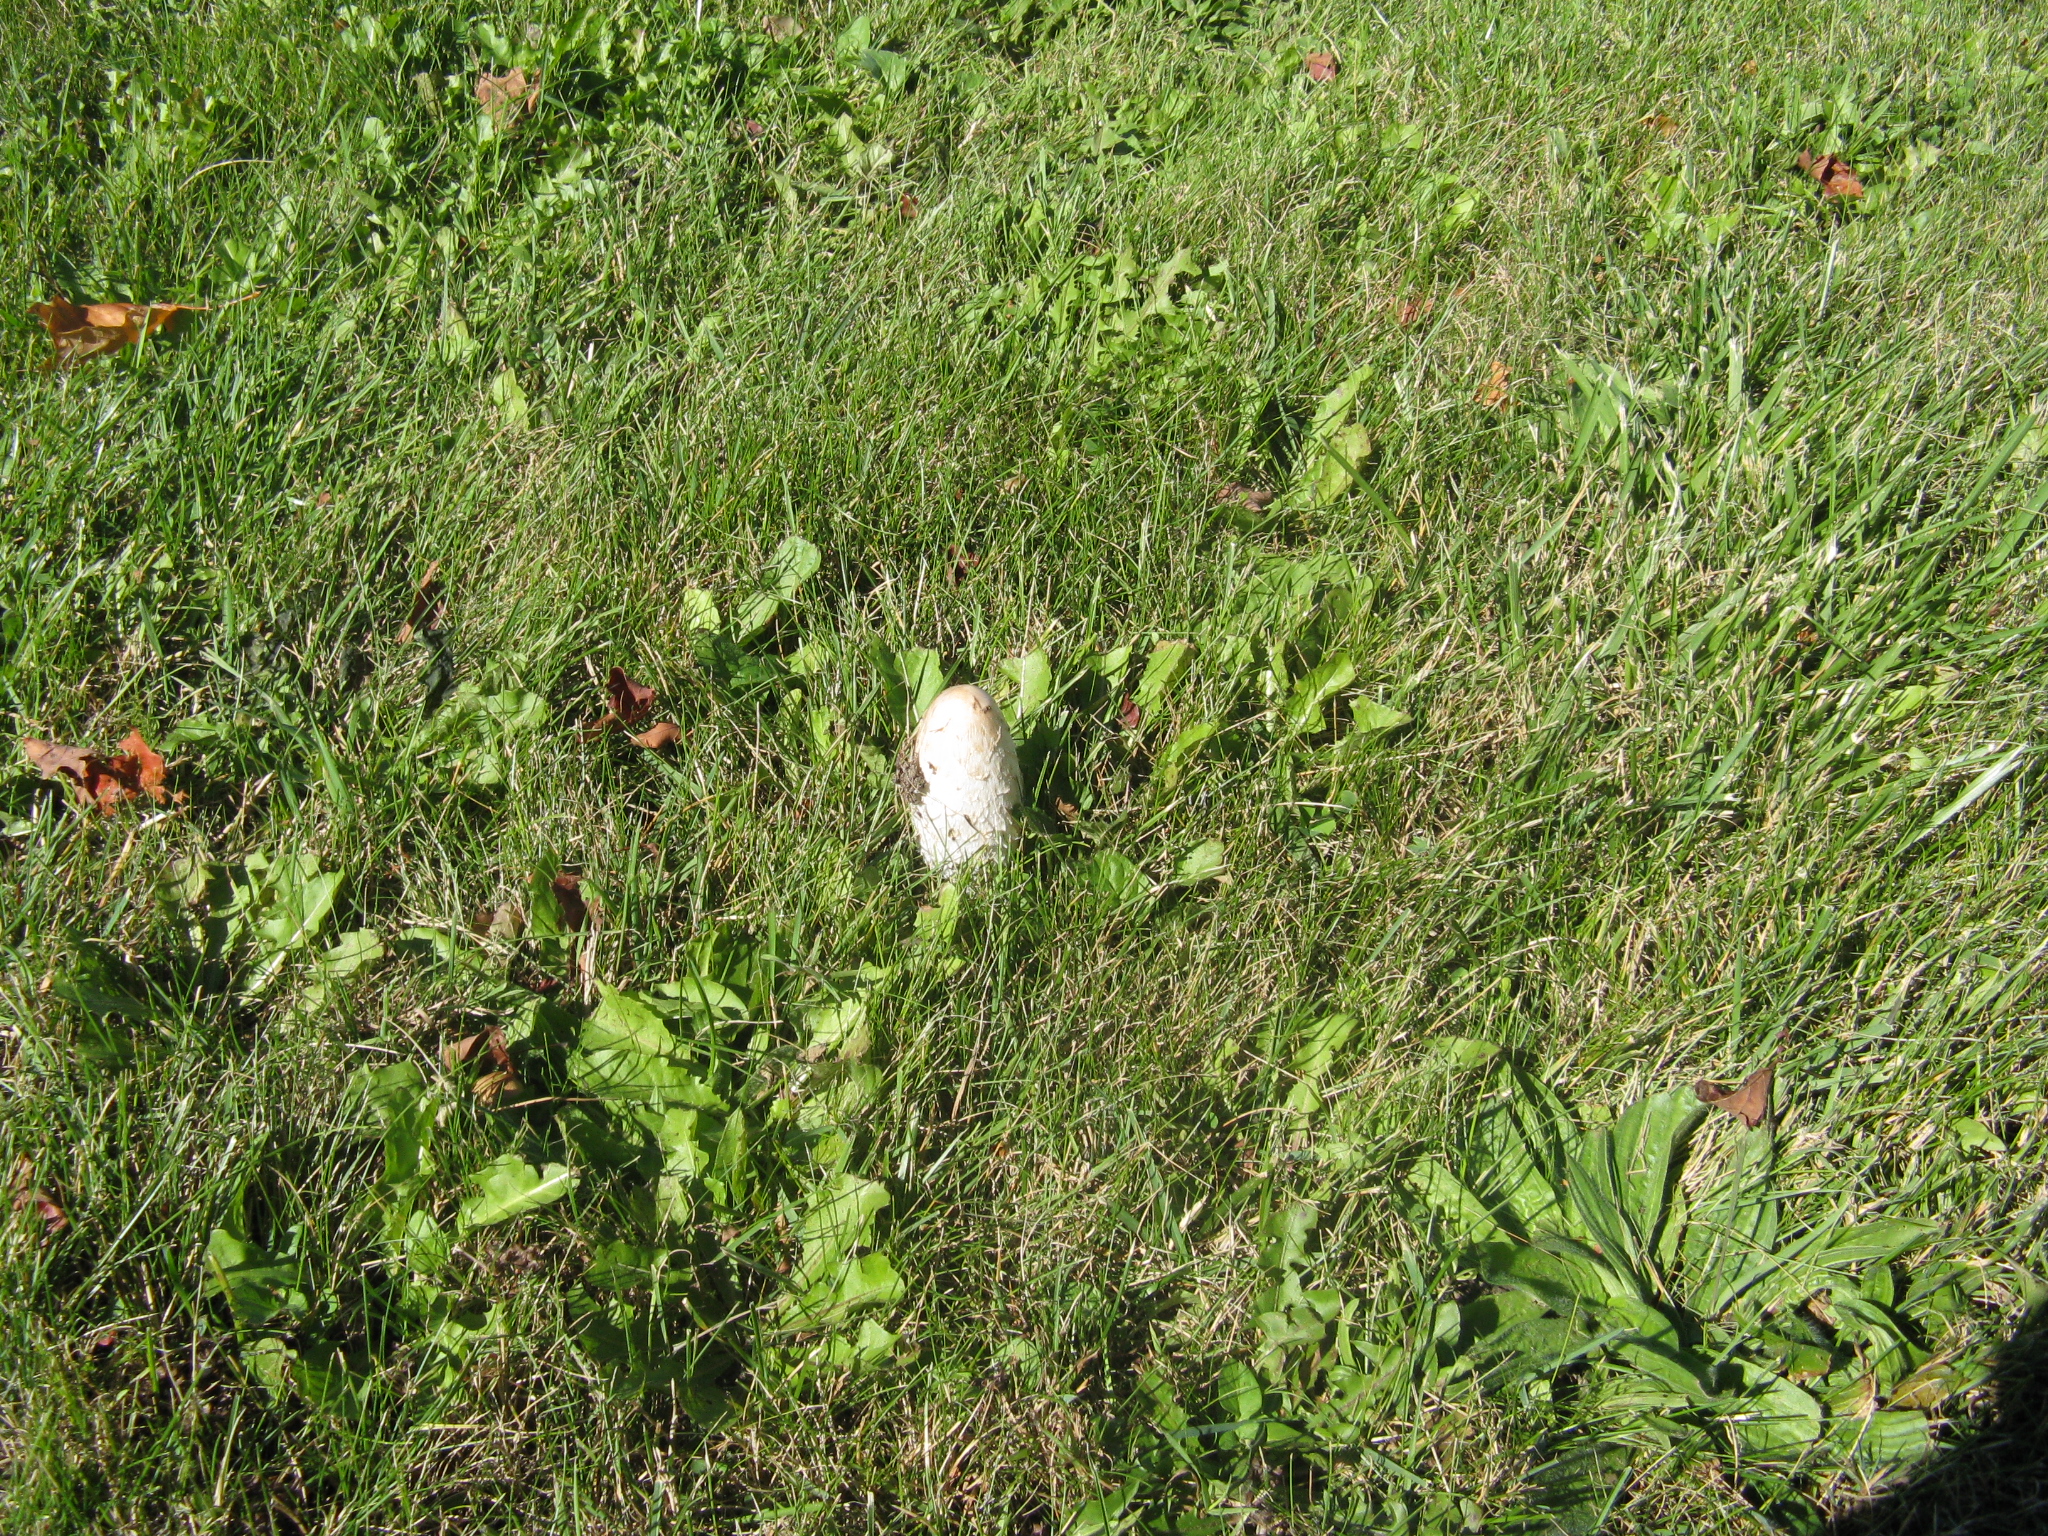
[1830,1304,2047,1535]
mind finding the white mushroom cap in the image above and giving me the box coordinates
[897,684,1022,877]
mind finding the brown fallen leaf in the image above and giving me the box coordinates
[29,293,205,369]
[1216,484,1276,512]
[1477,358,1511,409]
[899,193,920,220]
[1694,1034,1787,1128]
[1643,112,1680,137]
[1796,149,1864,199]
[397,560,444,643]
[1396,293,1435,328]
[630,720,681,751]
[22,733,167,813]
[1001,471,1027,494]
[8,1158,66,1234]
[946,544,982,587]
[764,14,801,40]
[1117,695,1142,731]
[473,1068,522,1105]
[1304,51,1338,82]
[475,67,540,129]
[114,731,167,804]
[552,873,587,933]
[607,667,654,726]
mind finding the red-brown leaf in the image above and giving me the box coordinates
[113,731,168,803]
[1117,696,1142,731]
[1694,1064,1774,1128]
[23,736,159,813]
[398,560,444,643]
[1796,150,1864,199]
[606,667,655,726]
[630,721,681,751]
[1304,51,1338,82]
[552,873,587,933]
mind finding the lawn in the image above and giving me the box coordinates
[3,0,2046,1530]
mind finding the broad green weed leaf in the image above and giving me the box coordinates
[1002,649,1057,720]
[1283,654,1355,734]
[401,1210,451,1275]
[1817,1219,1938,1269]
[1155,720,1220,789]
[793,1173,890,1287]
[1257,1200,1318,1272]
[803,997,869,1061]
[1172,840,1226,885]
[1432,1035,1500,1070]
[584,984,675,1055]
[255,866,340,954]
[52,948,152,1020]
[1081,851,1150,911]
[317,929,383,977]
[883,646,947,729]
[1313,423,1375,503]
[1348,699,1412,740]
[1412,1162,1508,1248]
[1134,639,1195,714]
[206,1227,308,1327]
[569,1048,722,1106]
[1285,1012,1355,1118]
[1473,1236,1613,1313]
[455,1154,576,1232]
[735,533,822,639]
[1309,363,1372,443]
[789,1251,904,1327]
[679,588,719,632]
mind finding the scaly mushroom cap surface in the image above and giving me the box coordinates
[897,684,1022,877]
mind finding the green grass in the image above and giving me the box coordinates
[4,0,2047,1530]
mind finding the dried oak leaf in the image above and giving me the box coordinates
[113,731,167,804]
[475,67,540,128]
[1304,51,1338,82]
[1477,358,1511,409]
[30,294,202,369]
[630,720,681,751]
[1796,150,1864,199]
[397,560,445,643]
[22,734,166,813]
